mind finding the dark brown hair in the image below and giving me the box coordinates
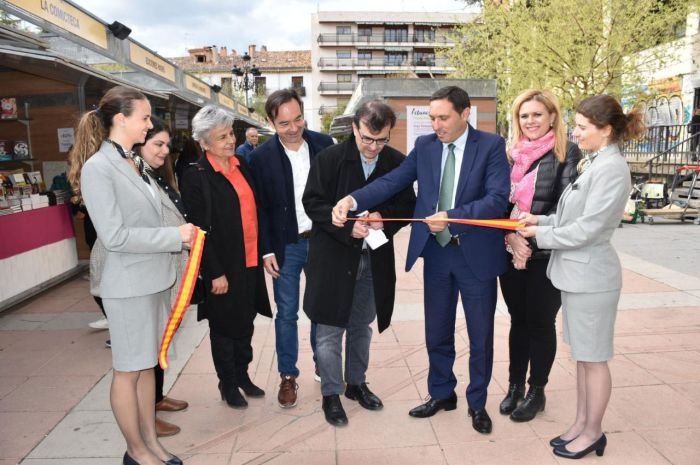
[430,86,471,113]
[264,88,304,122]
[353,99,397,131]
[68,86,148,203]
[576,95,646,143]
[133,116,178,191]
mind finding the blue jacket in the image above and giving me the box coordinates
[235,141,256,163]
[352,126,510,280]
[249,129,334,266]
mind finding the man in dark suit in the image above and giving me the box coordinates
[302,100,415,426]
[332,86,510,434]
[249,88,334,409]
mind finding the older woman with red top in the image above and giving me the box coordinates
[180,106,271,410]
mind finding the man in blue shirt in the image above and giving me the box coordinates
[235,127,259,162]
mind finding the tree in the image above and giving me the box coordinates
[320,102,348,134]
[445,0,692,129]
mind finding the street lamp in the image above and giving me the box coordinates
[231,52,261,109]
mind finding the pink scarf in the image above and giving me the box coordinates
[510,130,555,215]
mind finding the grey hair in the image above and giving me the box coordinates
[245,127,258,136]
[191,105,235,147]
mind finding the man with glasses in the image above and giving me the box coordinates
[302,100,415,426]
[332,87,510,434]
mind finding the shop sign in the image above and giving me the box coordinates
[237,103,249,116]
[406,105,477,153]
[184,75,211,99]
[218,93,235,110]
[7,0,108,48]
[129,43,176,82]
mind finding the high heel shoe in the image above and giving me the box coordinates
[553,434,607,459]
[123,452,140,465]
[549,435,575,447]
[218,381,248,409]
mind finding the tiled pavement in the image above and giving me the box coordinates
[1,223,699,465]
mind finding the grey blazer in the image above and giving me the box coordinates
[535,144,631,293]
[81,141,182,299]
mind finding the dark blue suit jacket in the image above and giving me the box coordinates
[352,126,510,280]
[249,129,334,267]
[235,141,255,163]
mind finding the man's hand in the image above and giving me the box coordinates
[351,220,369,239]
[332,196,354,227]
[367,211,383,230]
[263,255,280,278]
[211,275,229,295]
[425,211,448,233]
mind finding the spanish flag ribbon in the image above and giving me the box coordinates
[348,217,523,231]
[159,227,206,369]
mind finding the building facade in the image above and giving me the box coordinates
[172,45,314,126]
[310,11,476,130]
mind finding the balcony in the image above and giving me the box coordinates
[317,57,453,71]
[317,33,455,47]
[318,81,359,95]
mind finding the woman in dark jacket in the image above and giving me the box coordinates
[180,106,272,410]
[498,89,581,422]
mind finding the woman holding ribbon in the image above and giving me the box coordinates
[180,106,271,410]
[69,86,193,465]
[498,89,581,422]
[518,95,644,459]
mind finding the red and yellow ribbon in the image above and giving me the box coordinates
[348,217,523,231]
[159,227,206,369]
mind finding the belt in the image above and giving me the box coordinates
[448,236,461,246]
[298,230,312,240]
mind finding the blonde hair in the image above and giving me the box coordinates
[68,86,148,204]
[510,89,567,162]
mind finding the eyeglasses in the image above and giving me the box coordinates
[358,129,390,147]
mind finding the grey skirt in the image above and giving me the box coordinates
[561,289,621,362]
[103,289,170,371]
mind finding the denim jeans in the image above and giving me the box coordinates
[316,253,376,396]
[272,239,316,377]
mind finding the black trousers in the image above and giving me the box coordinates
[209,330,254,387]
[499,258,561,387]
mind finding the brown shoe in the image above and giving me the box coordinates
[155,416,181,437]
[155,396,189,412]
[278,375,298,408]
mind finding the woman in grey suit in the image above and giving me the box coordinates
[69,86,194,465]
[519,95,644,460]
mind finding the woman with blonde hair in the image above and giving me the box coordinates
[499,89,581,422]
[69,86,193,465]
[519,95,645,458]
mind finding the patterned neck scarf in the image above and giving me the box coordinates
[109,139,151,184]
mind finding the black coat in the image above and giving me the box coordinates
[302,139,416,332]
[248,130,335,267]
[180,155,272,338]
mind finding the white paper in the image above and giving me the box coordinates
[365,228,388,250]
[57,128,75,152]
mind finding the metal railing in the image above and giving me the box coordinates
[645,131,700,178]
[318,82,359,92]
[317,33,454,46]
[317,57,453,69]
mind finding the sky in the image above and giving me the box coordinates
[75,0,474,58]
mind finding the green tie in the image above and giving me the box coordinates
[436,143,456,247]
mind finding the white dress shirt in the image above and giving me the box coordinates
[282,140,313,233]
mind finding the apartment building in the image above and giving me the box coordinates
[310,10,476,130]
[172,45,313,124]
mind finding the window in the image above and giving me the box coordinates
[254,76,266,95]
[414,51,435,66]
[336,50,351,59]
[195,54,206,63]
[358,27,372,37]
[336,26,351,35]
[337,74,353,82]
[384,27,408,42]
[357,51,372,60]
[385,51,408,65]
[414,28,435,42]
[292,76,304,88]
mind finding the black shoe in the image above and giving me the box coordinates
[164,455,183,465]
[499,383,524,415]
[218,381,248,409]
[510,385,545,422]
[408,392,457,418]
[238,375,265,398]
[123,452,140,465]
[322,394,348,427]
[553,434,607,459]
[550,435,575,448]
[468,408,493,434]
[345,383,383,410]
